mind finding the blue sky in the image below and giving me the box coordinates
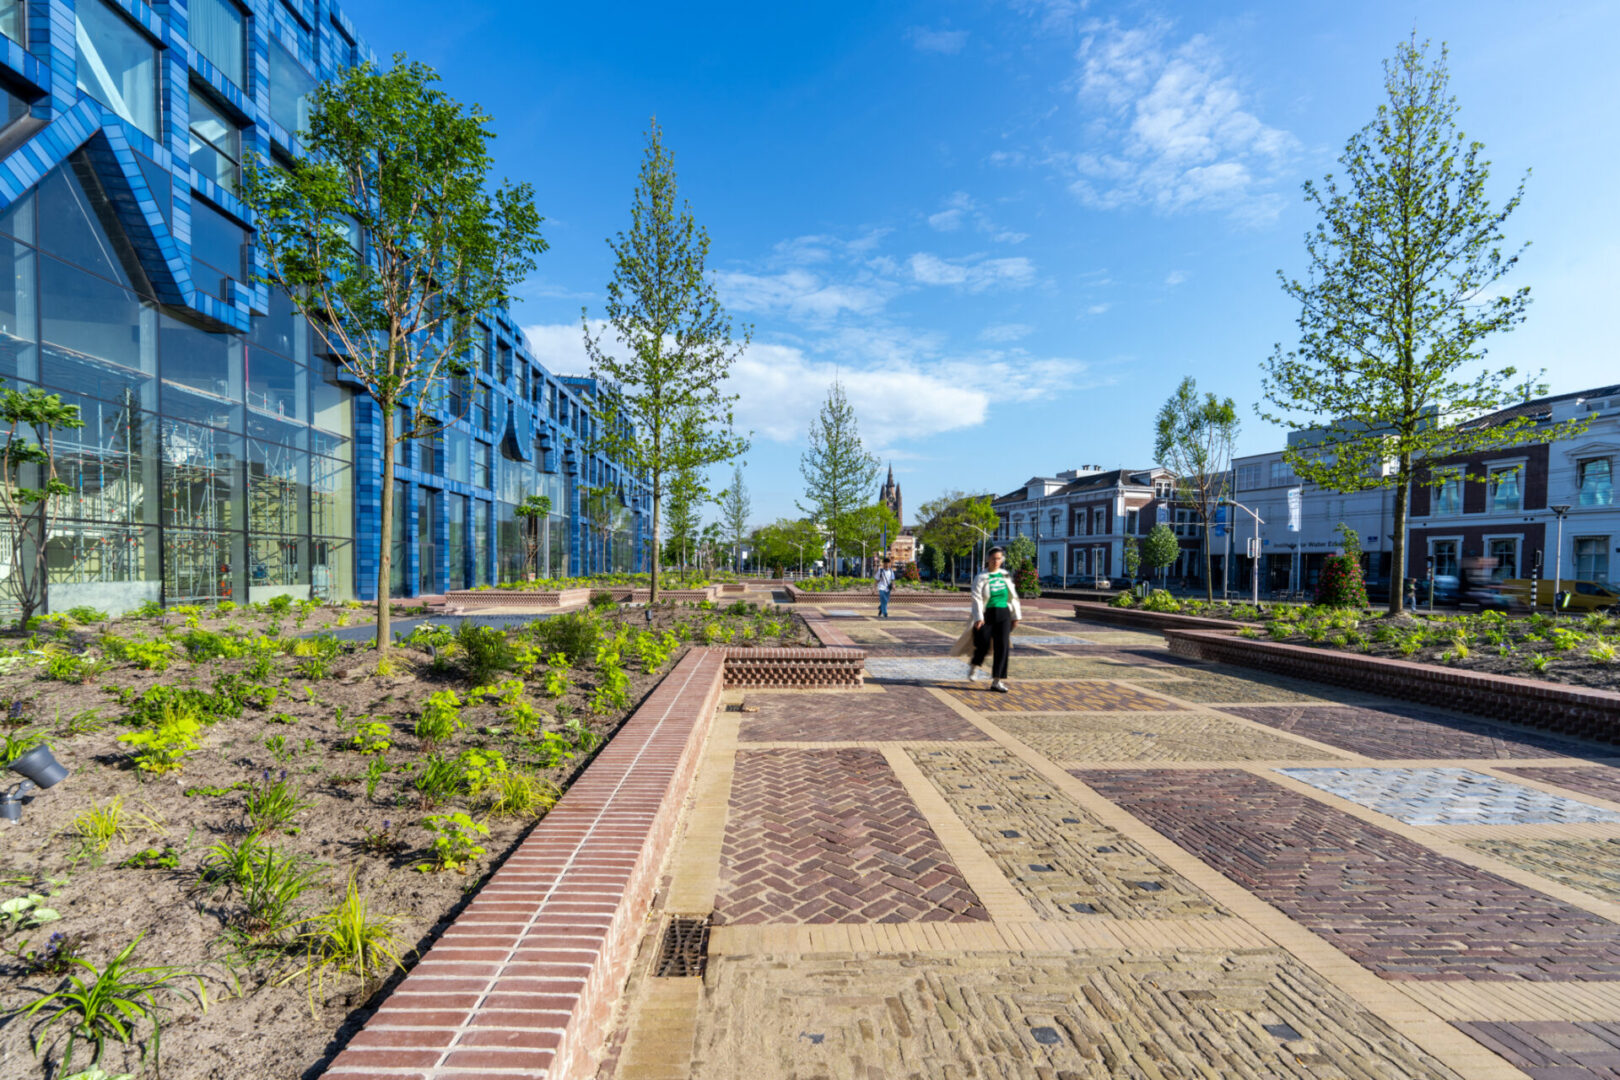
[342,0,1620,527]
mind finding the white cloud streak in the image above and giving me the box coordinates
[907,26,969,55]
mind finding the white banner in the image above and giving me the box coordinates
[1287,487,1302,532]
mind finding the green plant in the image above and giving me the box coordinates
[1526,654,1551,675]
[357,819,405,857]
[456,748,508,797]
[17,932,205,1076]
[118,708,202,775]
[363,755,390,801]
[237,845,324,941]
[415,689,464,746]
[290,875,405,1010]
[199,832,267,891]
[483,771,559,818]
[16,930,89,977]
[1,726,43,765]
[40,650,107,684]
[264,734,295,765]
[1591,642,1617,664]
[64,605,109,625]
[243,770,313,833]
[179,627,248,662]
[69,798,160,862]
[456,622,516,684]
[563,716,602,754]
[401,623,455,651]
[416,812,489,874]
[349,720,393,755]
[530,611,600,664]
[1,893,61,933]
[411,754,462,807]
[542,653,572,699]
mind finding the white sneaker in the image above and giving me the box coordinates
[991,680,1010,693]
[967,665,986,682]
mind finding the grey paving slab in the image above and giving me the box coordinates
[1277,767,1620,826]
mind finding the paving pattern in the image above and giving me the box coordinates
[1278,767,1620,826]
[909,746,1223,918]
[942,680,1185,713]
[715,747,989,924]
[1078,767,1620,980]
[1226,703,1596,760]
[996,710,1336,763]
[607,598,1620,1080]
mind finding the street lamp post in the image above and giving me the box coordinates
[1551,504,1572,616]
[1220,498,1265,607]
[964,522,991,579]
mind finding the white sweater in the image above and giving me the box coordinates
[970,568,1023,623]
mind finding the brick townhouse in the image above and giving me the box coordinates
[993,465,1190,582]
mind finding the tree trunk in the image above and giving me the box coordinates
[377,405,395,651]
[1202,515,1214,601]
[1388,465,1411,616]
[649,490,661,603]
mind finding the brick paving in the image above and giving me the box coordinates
[1148,667,1334,703]
[715,747,989,924]
[1226,703,1596,759]
[1278,767,1620,825]
[997,710,1333,762]
[736,684,989,742]
[1007,656,1177,679]
[941,680,1185,713]
[1505,766,1620,804]
[1077,767,1620,980]
[1464,838,1620,904]
[1455,1020,1620,1078]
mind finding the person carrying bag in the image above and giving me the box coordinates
[956,546,1020,692]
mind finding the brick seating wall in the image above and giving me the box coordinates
[321,648,727,1080]
[1162,629,1620,745]
[443,588,592,611]
[723,647,866,691]
[1073,601,1254,634]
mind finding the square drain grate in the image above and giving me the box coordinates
[654,915,712,977]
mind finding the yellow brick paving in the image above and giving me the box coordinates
[602,602,1620,1080]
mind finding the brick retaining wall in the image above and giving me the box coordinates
[443,588,592,611]
[1073,601,1253,634]
[321,648,726,1080]
[1162,629,1620,744]
[722,647,866,691]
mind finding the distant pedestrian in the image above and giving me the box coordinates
[964,546,1020,692]
[873,557,897,618]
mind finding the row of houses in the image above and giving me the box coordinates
[990,383,1620,594]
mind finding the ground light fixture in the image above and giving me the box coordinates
[0,744,70,823]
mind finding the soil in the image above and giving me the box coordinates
[0,598,811,1080]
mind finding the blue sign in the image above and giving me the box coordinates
[1214,505,1227,537]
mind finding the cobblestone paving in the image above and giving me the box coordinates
[1007,656,1178,680]
[1279,767,1620,826]
[691,950,1467,1080]
[1503,766,1620,805]
[942,680,1185,713]
[909,747,1224,918]
[861,642,972,657]
[1225,703,1596,759]
[1455,1020,1620,1078]
[736,685,990,742]
[865,657,977,683]
[1464,837,1620,904]
[992,711,1333,762]
[716,748,989,924]
[1148,667,1334,703]
[1076,767,1620,980]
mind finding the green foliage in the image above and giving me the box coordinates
[1141,589,1181,614]
[363,755,390,802]
[410,754,463,807]
[243,770,312,833]
[117,709,201,775]
[1153,376,1239,600]
[797,381,879,574]
[1123,536,1141,580]
[1012,564,1041,599]
[1140,525,1181,579]
[291,875,405,1010]
[417,812,489,874]
[456,622,515,684]
[117,846,180,871]
[64,606,108,625]
[16,932,204,1076]
[0,726,42,765]
[1316,553,1369,608]
[40,650,108,684]
[482,771,560,818]
[1,893,61,933]
[236,845,324,942]
[469,680,541,736]
[541,653,571,699]
[179,628,247,662]
[531,611,599,664]
[0,387,85,626]
[69,798,157,861]
[1005,534,1037,573]
[199,833,267,891]
[414,689,464,746]
[348,720,393,756]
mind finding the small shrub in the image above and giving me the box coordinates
[1315,553,1368,608]
[411,754,462,807]
[589,591,617,611]
[40,651,107,685]
[1590,642,1617,664]
[199,833,266,891]
[530,611,600,663]
[349,720,393,756]
[1141,590,1180,614]
[542,653,571,699]
[118,708,202,775]
[1526,654,1551,675]
[179,628,247,662]
[291,875,405,1009]
[414,690,464,746]
[64,606,109,625]
[417,812,489,874]
[118,846,181,871]
[456,623,515,684]
[243,770,312,833]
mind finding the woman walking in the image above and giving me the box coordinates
[967,546,1020,692]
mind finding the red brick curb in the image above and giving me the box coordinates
[320,648,726,1080]
[1073,601,1254,633]
[1162,629,1620,744]
[444,588,593,611]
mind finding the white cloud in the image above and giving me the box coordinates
[1165,269,1187,286]
[1086,303,1110,315]
[908,252,1037,292]
[907,26,969,55]
[925,191,1028,242]
[715,268,893,321]
[980,322,1034,343]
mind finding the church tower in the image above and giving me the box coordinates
[880,463,902,526]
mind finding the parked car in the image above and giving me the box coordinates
[1499,578,1619,613]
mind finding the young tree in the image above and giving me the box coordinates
[1005,534,1037,573]
[915,492,998,581]
[1123,535,1141,581]
[663,458,705,583]
[1260,37,1582,615]
[1141,524,1181,587]
[1154,377,1239,601]
[751,518,822,576]
[836,503,900,576]
[716,465,751,572]
[242,57,545,649]
[1,389,84,625]
[798,381,879,572]
[583,120,749,603]
[513,494,552,581]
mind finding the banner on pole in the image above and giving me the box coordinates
[1287,487,1302,532]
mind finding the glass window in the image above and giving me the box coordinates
[310,453,351,538]
[497,342,511,383]
[311,538,352,601]
[446,426,471,485]
[1579,458,1613,508]
[473,384,490,430]
[1430,539,1459,578]
[0,239,37,383]
[161,313,242,430]
[190,198,245,297]
[75,0,159,138]
[38,156,147,291]
[248,438,309,536]
[161,419,242,532]
[134,152,172,225]
[189,0,245,85]
[48,390,159,526]
[389,480,407,596]
[394,408,409,466]
[1487,538,1518,581]
[1234,463,1261,490]
[418,489,438,595]
[1434,477,1463,515]
[1,1,24,46]
[39,255,158,408]
[474,441,491,489]
[189,92,241,193]
[447,494,467,591]
[269,40,315,137]
[311,359,352,447]
[472,328,489,375]
[1575,537,1610,585]
[246,349,307,424]
[1488,466,1521,512]
[472,500,490,587]
[419,435,439,476]
[1269,459,1296,487]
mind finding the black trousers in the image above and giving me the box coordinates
[971,607,1013,680]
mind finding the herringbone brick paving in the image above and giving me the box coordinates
[715,747,989,924]
[1227,704,1598,760]
[993,710,1336,762]
[942,680,1184,713]
[1505,767,1620,805]
[736,684,989,742]
[1077,767,1620,980]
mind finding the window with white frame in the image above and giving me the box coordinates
[1093,507,1106,534]
[1126,508,1139,534]
[1429,538,1460,578]
[1487,537,1518,581]
[1173,507,1196,536]
[1579,458,1613,508]
[1234,463,1261,490]
[1269,459,1297,487]
[1575,537,1610,584]
[1433,475,1463,515]
[1488,465,1522,512]
[76,0,159,138]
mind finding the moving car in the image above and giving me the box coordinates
[1500,578,1619,613]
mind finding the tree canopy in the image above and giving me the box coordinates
[1154,376,1238,599]
[798,381,879,568]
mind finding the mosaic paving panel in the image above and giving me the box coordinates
[838,623,899,644]
[737,684,989,742]
[861,643,975,658]
[942,681,1185,714]
[1464,837,1620,905]
[716,748,988,924]
[1455,1021,1620,1079]
[996,711,1335,763]
[692,950,1467,1080]
[909,746,1223,918]
[1278,767,1620,826]
[1225,704,1595,760]
[1066,629,1171,645]
[864,657,976,683]
[1076,767,1620,980]
[881,623,954,644]
[1007,656,1178,680]
[1148,667,1333,704]
[1504,767,1620,806]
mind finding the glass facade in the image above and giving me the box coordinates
[0,0,645,616]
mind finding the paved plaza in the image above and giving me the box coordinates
[601,599,1620,1080]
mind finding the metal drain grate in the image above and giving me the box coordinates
[654,915,711,977]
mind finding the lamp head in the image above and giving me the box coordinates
[8,745,68,789]
[1552,504,1572,516]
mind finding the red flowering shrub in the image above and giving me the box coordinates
[1316,554,1368,608]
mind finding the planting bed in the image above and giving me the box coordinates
[0,597,809,1080]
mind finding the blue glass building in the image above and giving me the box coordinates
[0,0,644,613]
